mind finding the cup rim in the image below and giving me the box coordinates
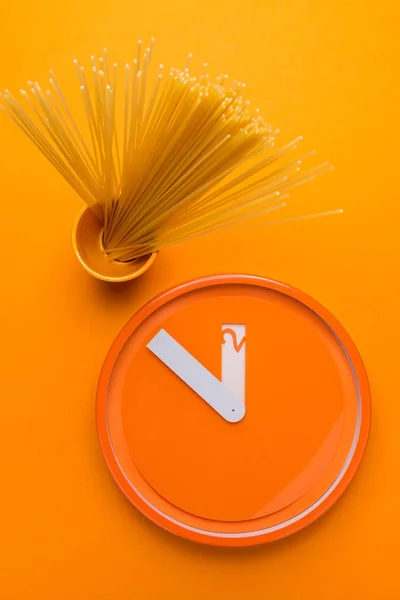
[72,205,157,282]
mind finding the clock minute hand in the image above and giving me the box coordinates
[147,329,245,423]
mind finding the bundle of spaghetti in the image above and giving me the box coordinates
[0,40,336,262]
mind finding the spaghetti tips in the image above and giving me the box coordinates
[0,41,336,262]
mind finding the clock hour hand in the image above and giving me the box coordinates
[147,329,245,423]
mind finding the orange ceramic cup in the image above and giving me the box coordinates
[72,205,157,282]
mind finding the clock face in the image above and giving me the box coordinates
[97,275,370,546]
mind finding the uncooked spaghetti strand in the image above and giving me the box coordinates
[140,66,163,140]
[166,129,266,197]
[114,83,201,232]
[182,139,272,212]
[198,163,331,224]
[92,66,109,190]
[174,97,247,172]
[127,158,287,246]
[136,69,190,163]
[126,38,146,154]
[140,95,240,203]
[44,88,101,184]
[0,101,96,203]
[92,66,106,162]
[136,39,143,71]
[161,77,201,137]
[277,163,333,194]
[30,84,102,199]
[176,135,271,207]
[173,79,230,136]
[189,159,303,212]
[2,90,65,166]
[103,85,113,210]
[158,200,288,246]
[143,70,194,144]
[137,134,254,224]
[184,141,278,213]
[189,162,301,214]
[154,187,287,241]
[119,147,261,242]
[1,90,85,190]
[46,97,100,188]
[0,108,89,199]
[136,94,258,200]
[139,128,257,216]
[105,200,288,260]
[30,83,90,178]
[157,206,343,250]
[103,84,116,227]
[136,45,153,145]
[125,68,141,166]
[111,62,122,183]
[135,130,265,223]
[137,67,177,141]
[186,164,303,219]
[210,208,344,236]
[78,84,102,180]
[48,71,99,176]
[135,91,215,197]
[115,124,238,242]
[103,48,111,85]
[142,70,192,145]
[164,108,232,180]
[122,63,131,180]
[29,83,76,161]
[168,172,294,228]
[125,54,140,165]
[119,137,238,240]
[182,141,289,212]
[145,76,201,165]
[147,191,285,243]
[149,197,285,249]
[198,137,302,206]
[114,158,268,249]
[78,66,104,176]
[18,87,70,156]
[51,74,100,185]
[133,127,234,221]
[107,85,119,200]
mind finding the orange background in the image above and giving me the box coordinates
[0,0,398,598]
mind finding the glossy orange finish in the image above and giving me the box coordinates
[73,206,157,282]
[97,275,370,546]
[0,0,398,596]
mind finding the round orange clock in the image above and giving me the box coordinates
[97,275,371,546]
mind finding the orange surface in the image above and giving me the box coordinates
[98,276,369,544]
[0,0,398,596]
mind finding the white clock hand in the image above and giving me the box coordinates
[222,324,246,404]
[147,329,245,423]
